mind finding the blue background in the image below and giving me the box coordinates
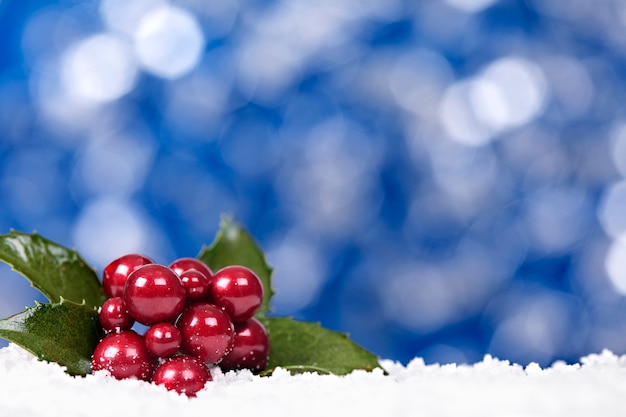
[2,0,626,368]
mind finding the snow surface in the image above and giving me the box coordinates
[1,344,625,417]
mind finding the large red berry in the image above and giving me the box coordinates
[102,254,154,298]
[210,265,263,322]
[145,322,182,358]
[99,297,134,332]
[152,355,212,397]
[177,303,235,364]
[220,317,269,373]
[169,258,213,283]
[178,269,211,302]
[123,264,186,325]
[91,330,154,380]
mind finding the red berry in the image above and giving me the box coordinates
[169,258,213,283]
[152,355,211,397]
[123,264,186,325]
[145,322,182,358]
[220,317,269,373]
[91,330,154,380]
[178,269,211,302]
[210,265,263,322]
[102,254,154,298]
[177,303,235,364]
[99,297,134,332]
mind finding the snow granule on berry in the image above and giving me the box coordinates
[1,344,626,416]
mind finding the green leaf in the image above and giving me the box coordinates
[197,216,274,317]
[0,231,106,308]
[0,300,103,376]
[260,317,381,376]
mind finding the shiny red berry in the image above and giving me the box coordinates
[177,303,235,364]
[91,330,154,380]
[178,269,211,302]
[210,265,263,322]
[220,317,269,373]
[152,355,212,397]
[99,297,134,332]
[102,254,154,298]
[123,264,186,325]
[145,322,182,358]
[169,258,213,283]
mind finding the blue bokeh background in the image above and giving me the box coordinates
[2,0,626,367]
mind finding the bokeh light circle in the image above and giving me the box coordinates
[60,33,138,103]
[133,6,205,79]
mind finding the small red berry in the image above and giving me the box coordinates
[177,303,235,364]
[210,265,264,322]
[220,317,269,373]
[99,297,134,332]
[152,355,212,397]
[103,254,154,298]
[91,330,154,380]
[123,264,186,325]
[178,269,211,302]
[145,322,182,358]
[169,258,213,283]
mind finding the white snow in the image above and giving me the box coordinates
[1,344,626,416]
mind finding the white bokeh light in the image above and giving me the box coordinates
[605,239,626,295]
[100,0,166,36]
[610,123,626,177]
[598,181,626,238]
[381,264,455,333]
[439,56,548,146]
[388,48,454,119]
[134,6,205,79]
[30,59,99,137]
[429,140,501,219]
[439,80,492,146]
[381,241,510,333]
[236,1,357,102]
[523,187,592,253]
[471,57,548,131]
[266,233,327,313]
[61,33,138,103]
[276,119,383,238]
[444,0,499,13]
[488,291,582,365]
[73,198,151,268]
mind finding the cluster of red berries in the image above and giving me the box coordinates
[90,254,269,397]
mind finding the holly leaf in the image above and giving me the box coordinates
[0,299,102,376]
[260,317,382,375]
[0,231,106,308]
[197,216,274,317]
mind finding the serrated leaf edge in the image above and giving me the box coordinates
[0,298,99,375]
[0,230,105,308]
